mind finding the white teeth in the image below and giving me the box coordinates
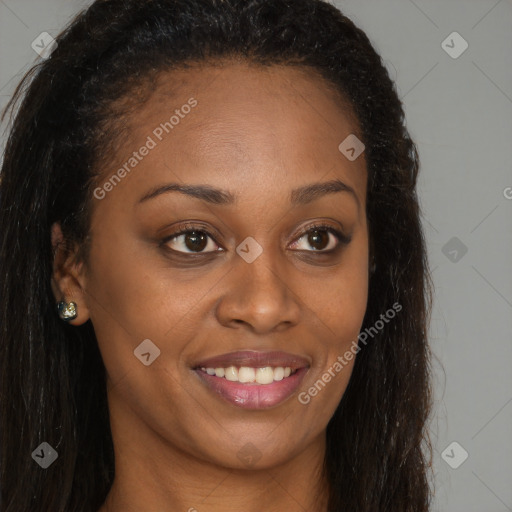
[238,367,256,383]
[224,366,238,381]
[255,367,274,384]
[273,367,284,381]
[201,365,295,384]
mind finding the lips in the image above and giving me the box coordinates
[192,350,310,410]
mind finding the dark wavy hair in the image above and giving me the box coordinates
[0,0,434,510]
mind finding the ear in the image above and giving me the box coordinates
[51,222,91,326]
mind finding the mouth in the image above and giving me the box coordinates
[192,350,310,410]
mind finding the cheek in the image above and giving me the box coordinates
[303,237,368,403]
[314,237,369,344]
[84,229,236,386]
[83,231,193,380]
[85,224,189,324]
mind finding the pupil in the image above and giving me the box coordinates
[309,230,328,250]
[185,231,207,252]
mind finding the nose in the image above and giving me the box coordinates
[214,245,302,334]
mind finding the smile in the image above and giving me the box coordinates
[193,351,310,409]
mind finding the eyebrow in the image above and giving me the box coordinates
[137,178,360,209]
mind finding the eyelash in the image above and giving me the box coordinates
[160,221,351,255]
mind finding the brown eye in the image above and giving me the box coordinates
[306,229,331,251]
[162,225,222,254]
[180,231,209,252]
[290,224,350,252]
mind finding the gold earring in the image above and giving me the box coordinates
[56,301,78,321]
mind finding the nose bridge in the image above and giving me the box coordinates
[235,234,289,301]
[215,235,301,332]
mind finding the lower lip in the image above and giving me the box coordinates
[194,367,308,409]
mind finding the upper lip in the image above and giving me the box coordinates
[193,350,311,371]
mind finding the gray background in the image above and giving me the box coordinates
[1,1,511,510]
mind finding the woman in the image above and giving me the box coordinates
[0,0,434,510]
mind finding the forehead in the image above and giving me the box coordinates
[94,61,367,210]
[137,60,361,140]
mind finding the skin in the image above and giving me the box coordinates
[51,61,369,512]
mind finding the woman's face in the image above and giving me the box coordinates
[66,62,368,469]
